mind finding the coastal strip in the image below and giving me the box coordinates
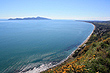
[22,22,95,73]
[67,23,95,59]
[39,22,96,73]
[43,22,95,72]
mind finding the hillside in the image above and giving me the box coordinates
[42,21,110,73]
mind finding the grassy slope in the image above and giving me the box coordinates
[43,21,110,73]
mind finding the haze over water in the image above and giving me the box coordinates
[0,20,94,72]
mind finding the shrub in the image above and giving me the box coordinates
[107,50,110,58]
[100,42,108,48]
[92,43,96,47]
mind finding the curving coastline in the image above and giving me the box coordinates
[66,23,95,60]
[52,23,95,67]
[21,22,95,73]
[42,22,96,72]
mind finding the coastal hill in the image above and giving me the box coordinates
[8,16,51,20]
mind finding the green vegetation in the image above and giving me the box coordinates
[42,21,110,73]
[85,21,110,45]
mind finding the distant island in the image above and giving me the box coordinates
[8,16,51,20]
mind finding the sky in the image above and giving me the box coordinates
[0,0,110,20]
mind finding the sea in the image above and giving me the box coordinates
[0,19,94,73]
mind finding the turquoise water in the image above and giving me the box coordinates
[0,20,94,73]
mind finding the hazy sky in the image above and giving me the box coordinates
[0,0,110,20]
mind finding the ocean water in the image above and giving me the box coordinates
[0,20,94,73]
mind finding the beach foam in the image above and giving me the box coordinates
[20,63,54,73]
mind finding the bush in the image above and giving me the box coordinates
[107,50,110,58]
[88,57,110,73]
[97,57,107,65]
[100,42,108,48]
[92,43,96,47]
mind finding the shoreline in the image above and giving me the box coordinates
[40,22,96,73]
[44,22,95,72]
[66,23,95,59]
[53,23,95,66]
[22,22,95,73]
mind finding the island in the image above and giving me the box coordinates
[8,16,51,20]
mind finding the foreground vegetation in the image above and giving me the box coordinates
[42,21,110,73]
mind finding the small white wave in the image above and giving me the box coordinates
[20,63,54,73]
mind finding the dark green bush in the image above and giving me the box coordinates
[100,42,108,48]
[92,43,96,47]
[107,50,110,58]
